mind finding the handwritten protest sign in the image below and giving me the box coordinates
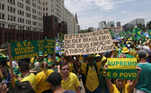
[106,58,137,80]
[64,30,114,55]
[10,39,55,60]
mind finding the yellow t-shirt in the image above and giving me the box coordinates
[111,83,130,93]
[80,62,102,92]
[21,73,36,91]
[81,62,102,75]
[35,69,54,93]
[61,72,80,92]
[86,66,99,92]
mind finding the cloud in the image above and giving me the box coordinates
[64,0,91,13]
[121,11,127,14]
[121,12,151,24]
[64,0,150,29]
[65,0,136,13]
[88,0,113,10]
[79,15,104,29]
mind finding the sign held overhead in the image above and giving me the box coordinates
[64,30,114,56]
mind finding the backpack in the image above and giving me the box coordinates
[9,81,35,93]
[81,63,99,85]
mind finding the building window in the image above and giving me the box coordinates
[0,3,5,10]
[32,15,37,20]
[18,18,24,23]
[0,23,5,28]
[26,0,31,4]
[8,15,16,21]
[0,13,5,20]
[17,10,24,16]
[26,13,31,18]
[7,0,15,5]
[32,3,36,8]
[8,6,16,14]
[26,6,31,11]
[32,9,36,14]
[26,20,31,25]
[32,21,37,26]
[38,0,41,4]
[17,2,24,8]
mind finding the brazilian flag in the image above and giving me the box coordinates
[148,30,151,39]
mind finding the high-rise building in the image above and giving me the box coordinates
[0,0,79,34]
[116,21,121,27]
[123,18,145,31]
[43,0,64,22]
[98,21,115,30]
[129,18,145,26]
[63,8,77,34]
[42,0,79,34]
[107,21,115,28]
[98,21,106,30]
[0,0,43,31]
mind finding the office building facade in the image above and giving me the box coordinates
[129,18,145,26]
[43,0,64,22]
[0,0,79,34]
[0,0,43,32]
[43,0,79,34]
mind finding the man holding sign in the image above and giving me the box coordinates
[105,57,141,93]
[135,50,151,93]
[80,55,103,93]
[106,58,138,80]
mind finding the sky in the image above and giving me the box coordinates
[64,0,151,30]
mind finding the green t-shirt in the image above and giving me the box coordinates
[136,63,151,93]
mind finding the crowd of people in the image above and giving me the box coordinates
[0,38,151,93]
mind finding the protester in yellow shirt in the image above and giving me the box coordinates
[63,56,74,72]
[105,66,142,93]
[35,62,54,93]
[60,62,80,93]
[106,79,133,93]
[18,58,36,91]
[20,73,36,90]
[80,55,102,93]
[47,71,76,93]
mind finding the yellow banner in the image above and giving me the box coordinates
[106,58,137,69]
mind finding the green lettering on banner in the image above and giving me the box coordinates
[106,58,137,80]
[106,69,137,80]
[10,39,55,60]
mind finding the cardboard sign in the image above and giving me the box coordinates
[10,39,55,60]
[106,58,137,80]
[64,30,113,55]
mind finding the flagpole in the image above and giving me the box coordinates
[8,43,15,88]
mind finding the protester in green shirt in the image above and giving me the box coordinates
[135,50,151,93]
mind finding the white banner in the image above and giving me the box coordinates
[64,30,114,56]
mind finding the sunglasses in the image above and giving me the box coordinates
[62,68,69,71]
